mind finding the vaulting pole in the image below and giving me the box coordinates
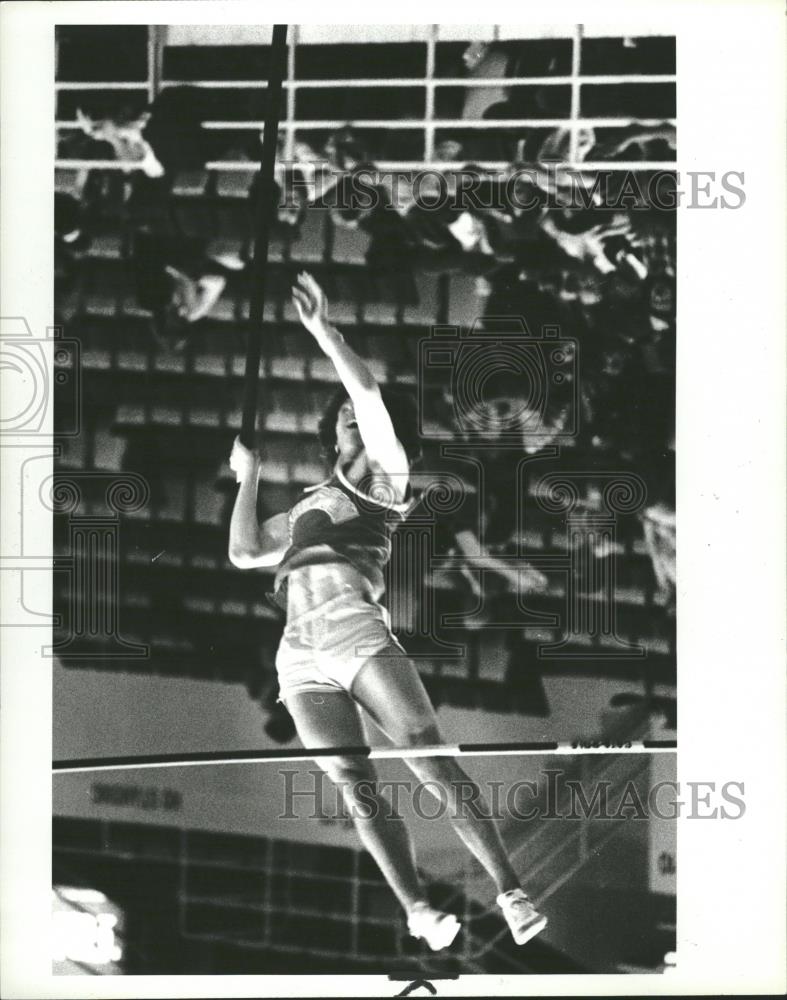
[240,24,289,448]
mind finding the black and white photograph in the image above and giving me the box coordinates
[0,4,785,998]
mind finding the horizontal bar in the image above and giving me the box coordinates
[566,160,676,170]
[56,116,676,131]
[53,740,676,774]
[55,158,677,173]
[56,159,144,171]
[56,75,676,90]
[54,81,149,90]
[208,117,673,130]
[428,74,676,86]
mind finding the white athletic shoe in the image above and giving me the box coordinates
[407,902,461,951]
[496,888,548,945]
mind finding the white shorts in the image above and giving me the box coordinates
[275,562,405,703]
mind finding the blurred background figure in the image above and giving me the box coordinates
[640,503,676,612]
[130,229,239,350]
[75,86,209,179]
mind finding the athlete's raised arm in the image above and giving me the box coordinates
[291,272,408,485]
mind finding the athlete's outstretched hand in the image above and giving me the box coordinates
[291,272,329,337]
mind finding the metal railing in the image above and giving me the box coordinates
[55,24,676,175]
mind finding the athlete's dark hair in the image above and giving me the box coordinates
[318,385,422,466]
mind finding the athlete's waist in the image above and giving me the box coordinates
[281,560,384,613]
[278,541,386,580]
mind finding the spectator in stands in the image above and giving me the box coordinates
[55,193,91,319]
[486,394,572,455]
[434,511,548,616]
[319,163,418,307]
[642,263,676,374]
[540,209,648,281]
[592,121,676,162]
[533,125,597,166]
[248,167,310,250]
[515,125,599,198]
[131,229,239,350]
[228,272,549,954]
[468,167,548,261]
[461,42,511,122]
[326,153,523,281]
[457,42,570,163]
[640,502,676,612]
[55,192,87,248]
[75,86,208,180]
[573,264,675,465]
[403,183,500,276]
[55,192,91,270]
[324,125,373,173]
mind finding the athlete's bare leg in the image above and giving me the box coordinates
[285,688,425,911]
[351,645,522,895]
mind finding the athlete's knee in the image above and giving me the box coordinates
[395,717,442,748]
[322,754,376,789]
[325,758,381,820]
[410,755,472,794]
[448,774,490,819]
